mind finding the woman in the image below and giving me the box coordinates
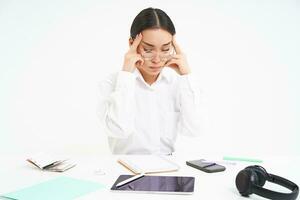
[98,7,200,155]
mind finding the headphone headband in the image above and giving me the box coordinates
[236,166,299,200]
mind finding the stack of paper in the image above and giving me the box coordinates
[27,153,76,172]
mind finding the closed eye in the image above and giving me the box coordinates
[143,48,153,53]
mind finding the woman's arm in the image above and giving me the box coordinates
[98,34,143,138]
[97,71,136,138]
[165,37,202,136]
[177,74,201,137]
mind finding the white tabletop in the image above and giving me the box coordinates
[0,153,299,200]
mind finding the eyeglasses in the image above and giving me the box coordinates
[141,47,175,61]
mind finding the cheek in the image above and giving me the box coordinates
[141,60,167,68]
[141,61,150,68]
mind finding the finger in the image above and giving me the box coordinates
[165,62,180,74]
[170,54,181,59]
[172,36,182,54]
[136,54,144,67]
[167,57,179,63]
[165,59,178,67]
[139,56,144,66]
[168,65,179,70]
[164,59,172,66]
[130,33,143,52]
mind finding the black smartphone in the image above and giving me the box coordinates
[186,159,226,173]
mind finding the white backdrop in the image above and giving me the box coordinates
[0,0,299,156]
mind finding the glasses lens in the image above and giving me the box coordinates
[142,48,174,61]
[142,52,153,60]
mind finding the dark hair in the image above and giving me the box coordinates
[130,7,176,39]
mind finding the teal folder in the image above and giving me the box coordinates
[1,176,105,200]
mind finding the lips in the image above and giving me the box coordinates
[149,66,161,71]
[149,66,161,69]
[150,65,160,67]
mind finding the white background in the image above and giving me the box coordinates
[0,0,299,157]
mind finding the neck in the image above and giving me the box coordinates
[139,69,159,85]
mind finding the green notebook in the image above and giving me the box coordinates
[1,176,105,200]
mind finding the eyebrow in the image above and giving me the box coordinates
[141,41,172,47]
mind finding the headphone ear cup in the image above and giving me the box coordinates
[246,166,268,187]
[236,169,258,196]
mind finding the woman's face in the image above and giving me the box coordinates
[137,28,173,76]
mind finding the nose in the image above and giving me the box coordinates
[151,53,161,64]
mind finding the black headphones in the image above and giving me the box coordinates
[236,165,299,200]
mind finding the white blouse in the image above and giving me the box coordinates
[97,68,200,155]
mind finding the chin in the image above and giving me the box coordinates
[148,67,163,74]
[139,65,163,76]
[148,70,161,76]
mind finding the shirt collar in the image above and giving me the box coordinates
[133,68,171,84]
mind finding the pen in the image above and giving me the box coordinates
[116,173,145,187]
[223,156,263,163]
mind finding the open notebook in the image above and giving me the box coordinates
[118,155,180,174]
[26,153,76,172]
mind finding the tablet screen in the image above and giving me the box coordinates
[111,175,195,194]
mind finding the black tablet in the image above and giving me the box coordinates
[111,175,195,194]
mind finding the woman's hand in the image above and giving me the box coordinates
[122,33,144,73]
[165,37,191,75]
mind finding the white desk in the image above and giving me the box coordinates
[1,153,299,200]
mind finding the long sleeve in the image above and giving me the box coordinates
[177,74,202,137]
[97,71,136,138]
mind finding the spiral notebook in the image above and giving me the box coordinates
[117,155,180,174]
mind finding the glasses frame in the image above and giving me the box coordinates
[140,46,175,61]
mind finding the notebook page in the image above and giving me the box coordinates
[118,155,179,174]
